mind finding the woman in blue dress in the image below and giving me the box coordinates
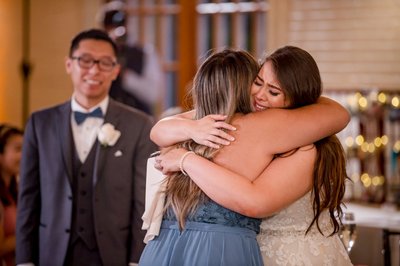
[139,49,349,266]
[139,49,263,266]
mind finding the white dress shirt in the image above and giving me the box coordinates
[71,96,109,162]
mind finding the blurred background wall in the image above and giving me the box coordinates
[1,0,400,265]
[0,0,23,126]
[1,0,102,127]
[2,0,399,128]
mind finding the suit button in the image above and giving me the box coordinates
[98,231,103,235]
[68,195,72,200]
[81,172,86,178]
[80,190,87,196]
[65,229,70,233]
[79,227,84,232]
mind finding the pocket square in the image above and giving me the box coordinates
[114,150,123,157]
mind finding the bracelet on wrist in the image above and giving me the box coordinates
[179,151,195,176]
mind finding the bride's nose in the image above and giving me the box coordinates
[254,87,267,101]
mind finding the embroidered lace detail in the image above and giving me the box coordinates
[264,224,332,237]
[164,199,261,233]
[257,192,353,266]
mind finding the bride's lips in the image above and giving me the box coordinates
[253,101,267,112]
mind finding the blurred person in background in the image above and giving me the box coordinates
[16,29,156,266]
[0,124,23,266]
[98,0,165,117]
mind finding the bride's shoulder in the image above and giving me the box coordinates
[242,109,290,122]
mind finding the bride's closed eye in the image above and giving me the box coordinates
[268,89,281,97]
[253,80,263,86]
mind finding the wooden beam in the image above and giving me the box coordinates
[177,0,197,109]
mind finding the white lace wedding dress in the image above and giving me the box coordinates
[257,192,353,266]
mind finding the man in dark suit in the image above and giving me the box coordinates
[16,29,157,266]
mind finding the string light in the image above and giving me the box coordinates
[342,91,399,201]
[372,176,381,186]
[361,142,369,153]
[358,96,368,109]
[345,136,354,147]
[394,141,400,153]
[374,137,382,147]
[392,96,400,108]
[368,143,375,153]
[355,135,364,146]
[378,92,387,104]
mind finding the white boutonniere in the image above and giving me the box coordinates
[98,123,121,147]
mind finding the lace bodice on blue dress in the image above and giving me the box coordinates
[164,199,261,233]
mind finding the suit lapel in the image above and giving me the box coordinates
[58,102,74,185]
[93,99,121,185]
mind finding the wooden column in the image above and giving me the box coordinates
[177,0,197,109]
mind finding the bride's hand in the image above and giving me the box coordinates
[189,114,236,149]
[155,148,188,175]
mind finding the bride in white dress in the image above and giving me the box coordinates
[151,46,352,265]
[258,192,351,265]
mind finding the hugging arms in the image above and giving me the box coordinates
[152,96,349,218]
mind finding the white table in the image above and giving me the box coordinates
[345,202,400,231]
[344,202,400,266]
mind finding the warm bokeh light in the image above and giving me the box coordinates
[362,178,372,188]
[378,176,385,185]
[358,96,368,109]
[392,96,400,108]
[361,142,369,153]
[381,135,389,145]
[372,176,381,186]
[361,173,370,183]
[345,136,354,147]
[355,135,364,146]
[368,143,375,153]
[374,137,382,147]
[378,92,387,104]
[394,141,400,153]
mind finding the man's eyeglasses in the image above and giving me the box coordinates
[71,55,117,72]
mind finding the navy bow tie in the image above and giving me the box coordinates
[74,107,103,125]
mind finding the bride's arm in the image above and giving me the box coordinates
[150,110,236,149]
[155,97,349,217]
[249,96,350,155]
[152,97,349,153]
[157,146,316,218]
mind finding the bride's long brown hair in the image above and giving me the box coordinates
[265,46,348,236]
[164,49,259,230]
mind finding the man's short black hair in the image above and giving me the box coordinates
[69,28,119,57]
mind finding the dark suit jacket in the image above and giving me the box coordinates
[16,99,157,266]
